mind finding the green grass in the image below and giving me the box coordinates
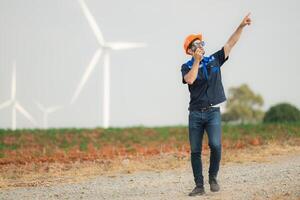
[0,122,299,153]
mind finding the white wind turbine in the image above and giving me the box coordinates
[35,101,62,129]
[0,61,37,130]
[72,0,146,128]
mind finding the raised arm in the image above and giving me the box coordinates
[224,13,252,59]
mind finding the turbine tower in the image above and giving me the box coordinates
[0,61,37,130]
[71,0,146,128]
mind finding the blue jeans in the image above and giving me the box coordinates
[188,107,222,187]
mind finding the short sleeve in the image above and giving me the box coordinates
[211,46,229,67]
[181,64,190,84]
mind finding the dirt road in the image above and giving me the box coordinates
[1,153,299,200]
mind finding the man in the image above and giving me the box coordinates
[181,13,252,196]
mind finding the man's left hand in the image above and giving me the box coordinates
[240,12,252,28]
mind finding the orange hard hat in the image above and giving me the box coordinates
[183,33,203,55]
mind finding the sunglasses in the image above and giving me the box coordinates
[190,41,205,52]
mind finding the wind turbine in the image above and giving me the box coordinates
[35,101,62,129]
[71,0,146,128]
[0,61,37,130]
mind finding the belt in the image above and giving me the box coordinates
[195,105,214,112]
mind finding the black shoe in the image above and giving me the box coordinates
[188,186,205,196]
[209,176,220,192]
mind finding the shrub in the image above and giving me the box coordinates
[263,103,300,123]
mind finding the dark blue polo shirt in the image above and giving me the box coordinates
[181,47,229,111]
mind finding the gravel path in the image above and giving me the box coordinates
[1,154,300,200]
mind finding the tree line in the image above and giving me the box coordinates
[222,84,300,124]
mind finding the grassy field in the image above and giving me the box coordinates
[0,122,299,164]
[0,122,299,188]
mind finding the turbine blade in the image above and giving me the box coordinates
[15,102,37,125]
[0,100,12,110]
[47,106,62,113]
[71,49,102,104]
[107,42,147,50]
[11,61,16,100]
[34,100,46,112]
[78,0,105,45]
